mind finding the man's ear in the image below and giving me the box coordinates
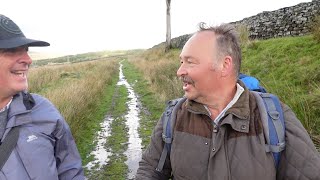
[221,56,233,77]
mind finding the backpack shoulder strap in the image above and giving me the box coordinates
[0,126,20,170]
[156,97,186,172]
[0,92,33,170]
[22,92,35,110]
[252,91,285,169]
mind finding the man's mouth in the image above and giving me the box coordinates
[11,70,27,78]
[181,76,194,89]
[183,81,191,87]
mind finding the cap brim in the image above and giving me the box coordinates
[0,36,50,48]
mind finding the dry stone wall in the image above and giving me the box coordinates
[232,0,320,39]
[160,0,320,49]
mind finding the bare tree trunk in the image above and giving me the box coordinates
[165,0,171,52]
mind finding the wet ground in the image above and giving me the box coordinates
[85,61,143,179]
[118,63,142,179]
[85,116,113,171]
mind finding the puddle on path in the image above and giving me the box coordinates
[85,62,142,179]
[117,62,142,179]
[85,115,113,170]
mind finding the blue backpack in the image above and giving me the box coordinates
[156,74,286,172]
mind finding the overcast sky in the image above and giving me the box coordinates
[0,0,311,55]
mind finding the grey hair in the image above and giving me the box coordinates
[198,22,241,78]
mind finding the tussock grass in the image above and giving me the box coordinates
[28,59,119,158]
[236,24,250,46]
[28,65,64,93]
[130,47,183,103]
[310,15,320,43]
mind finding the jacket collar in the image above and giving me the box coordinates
[7,92,33,127]
[184,81,251,133]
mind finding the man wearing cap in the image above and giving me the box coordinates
[0,14,84,179]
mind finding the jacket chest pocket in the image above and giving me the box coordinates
[18,126,55,152]
[16,127,58,179]
[170,131,211,179]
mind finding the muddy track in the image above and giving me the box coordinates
[84,61,143,179]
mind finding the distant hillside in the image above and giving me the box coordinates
[30,49,143,66]
[29,51,66,61]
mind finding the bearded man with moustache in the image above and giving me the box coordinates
[0,14,84,180]
[136,22,320,180]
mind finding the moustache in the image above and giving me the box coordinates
[180,76,194,85]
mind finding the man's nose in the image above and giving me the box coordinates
[19,51,32,65]
[177,64,186,77]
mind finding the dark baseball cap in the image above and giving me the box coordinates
[0,14,50,49]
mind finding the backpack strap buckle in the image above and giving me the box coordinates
[162,133,172,144]
[252,91,285,169]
